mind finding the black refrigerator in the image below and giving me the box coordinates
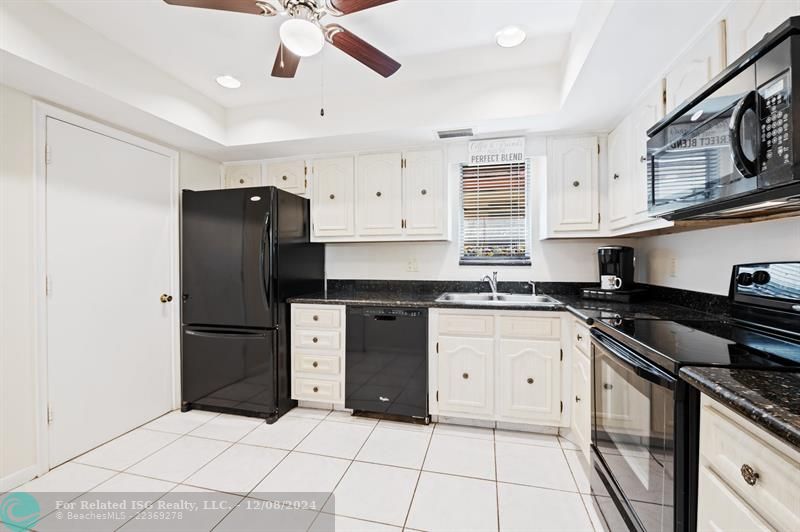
[181,186,324,423]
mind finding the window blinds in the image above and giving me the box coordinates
[460,161,530,265]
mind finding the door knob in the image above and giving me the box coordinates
[160,294,173,303]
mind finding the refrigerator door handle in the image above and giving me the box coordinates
[260,212,272,311]
[184,329,268,339]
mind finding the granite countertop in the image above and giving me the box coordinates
[680,367,800,451]
[554,294,717,324]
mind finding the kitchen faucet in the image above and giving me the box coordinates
[528,281,537,295]
[481,271,499,299]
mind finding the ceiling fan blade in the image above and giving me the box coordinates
[162,0,275,16]
[325,25,400,78]
[328,0,397,15]
[271,43,301,78]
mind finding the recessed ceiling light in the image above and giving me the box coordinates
[495,26,526,48]
[215,75,241,89]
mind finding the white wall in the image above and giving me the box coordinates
[0,84,38,489]
[179,151,220,191]
[636,217,800,295]
[326,135,631,282]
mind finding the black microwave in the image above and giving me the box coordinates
[647,17,800,220]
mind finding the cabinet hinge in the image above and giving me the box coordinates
[45,144,52,165]
[436,390,439,402]
[560,401,563,413]
[662,87,667,106]
[304,165,308,176]
[560,349,563,362]
[304,178,308,190]
[598,212,601,223]
[46,275,52,296]
[597,144,600,155]
[436,342,439,353]
[47,404,54,425]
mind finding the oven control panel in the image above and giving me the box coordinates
[759,73,793,173]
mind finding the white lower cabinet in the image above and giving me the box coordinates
[697,394,800,532]
[430,309,565,426]
[290,304,346,404]
[437,335,494,416]
[570,319,592,462]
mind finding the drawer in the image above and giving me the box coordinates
[700,399,800,531]
[294,329,340,350]
[437,313,494,336]
[293,378,340,402]
[498,316,560,339]
[294,353,340,375]
[574,324,590,355]
[294,307,341,329]
[697,465,772,532]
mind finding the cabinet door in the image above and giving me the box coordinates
[726,0,800,62]
[547,136,599,232]
[607,119,631,230]
[403,150,445,236]
[697,466,772,532]
[664,21,726,113]
[571,349,591,463]
[630,86,662,221]
[356,153,403,236]
[497,339,561,424]
[267,160,306,194]
[312,157,355,237]
[437,336,494,416]
[223,164,261,189]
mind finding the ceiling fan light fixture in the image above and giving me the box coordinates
[215,75,241,89]
[495,26,526,48]
[280,18,325,57]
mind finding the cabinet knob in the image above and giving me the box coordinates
[740,464,759,486]
[527,377,534,384]
[640,155,647,163]
[572,180,580,187]
[160,294,173,303]
[376,191,382,197]
[603,383,613,390]
[312,337,319,344]
[462,373,469,380]
[613,173,620,180]
[575,395,581,402]
[239,178,245,184]
[329,194,335,200]
[313,315,319,321]
[282,175,288,181]
[312,361,319,368]
[313,386,319,393]
[421,189,427,196]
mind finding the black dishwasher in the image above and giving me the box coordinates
[345,307,429,422]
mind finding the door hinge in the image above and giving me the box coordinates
[47,404,54,424]
[45,144,52,165]
[560,401,564,413]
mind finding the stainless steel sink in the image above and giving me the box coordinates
[435,292,561,306]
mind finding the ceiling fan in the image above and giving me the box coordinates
[163,0,401,79]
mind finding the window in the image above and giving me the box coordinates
[459,161,530,266]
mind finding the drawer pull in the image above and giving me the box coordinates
[313,386,319,393]
[603,383,613,390]
[313,315,319,321]
[740,464,759,486]
[312,337,319,343]
[527,377,534,384]
[312,361,319,368]
[462,373,469,380]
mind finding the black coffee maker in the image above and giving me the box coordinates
[597,246,635,289]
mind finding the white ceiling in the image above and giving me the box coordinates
[47,0,581,108]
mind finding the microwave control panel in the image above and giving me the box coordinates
[759,72,792,174]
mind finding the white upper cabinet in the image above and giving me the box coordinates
[356,152,403,236]
[311,157,355,238]
[267,159,307,195]
[664,20,727,114]
[608,117,632,230]
[223,163,261,189]
[403,150,445,235]
[545,136,600,234]
[497,339,561,424]
[726,0,800,62]
[630,85,663,221]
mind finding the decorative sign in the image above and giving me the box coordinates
[468,137,525,165]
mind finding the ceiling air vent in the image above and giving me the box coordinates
[437,128,474,139]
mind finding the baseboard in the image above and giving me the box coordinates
[0,464,40,492]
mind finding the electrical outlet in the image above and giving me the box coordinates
[669,257,678,278]
[407,258,419,273]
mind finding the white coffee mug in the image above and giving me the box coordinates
[601,275,623,290]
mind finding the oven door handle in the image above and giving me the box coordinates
[592,330,676,389]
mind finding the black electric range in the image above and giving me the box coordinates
[589,262,800,532]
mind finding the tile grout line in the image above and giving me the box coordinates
[494,427,501,532]
[557,443,596,530]
[399,419,436,530]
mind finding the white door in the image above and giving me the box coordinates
[437,336,494,416]
[607,119,631,230]
[497,339,561,424]
[547,137,599,232]
[268,160,306,194]
[46,117,175,467]
[312,157,355,238]
[356,152,402,236]
[403,150,445,236]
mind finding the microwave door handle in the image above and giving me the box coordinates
[729,90,761,178]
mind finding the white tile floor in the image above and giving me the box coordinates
[4,408,599,532]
